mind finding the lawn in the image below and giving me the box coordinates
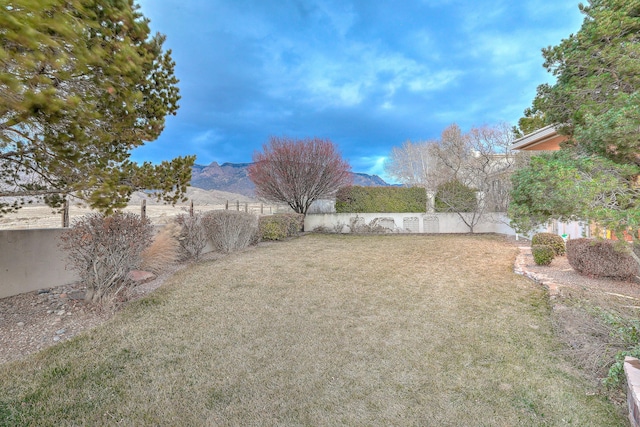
[0,234,625,426]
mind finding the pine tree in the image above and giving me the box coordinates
[0,0,194,215]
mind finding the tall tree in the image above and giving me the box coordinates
[512,106,546,138]
[248,136,352,215]
[0,0,194,215]
[509,151,639,266]
[532,0,640,166]
[386,123,520,232]
[384,140,439,189]
[510,0,640,264]
[430,123,520,232]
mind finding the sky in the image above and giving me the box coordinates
[132,0,585,181]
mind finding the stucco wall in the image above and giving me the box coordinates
[0,215,589,300]
[304,212,517,235]
[0,229,78,299]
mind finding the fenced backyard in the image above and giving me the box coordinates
[0,200,291,230]
[0,235,624,425]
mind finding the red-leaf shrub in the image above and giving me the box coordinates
[566,238,639,281]
[60,212,153,303]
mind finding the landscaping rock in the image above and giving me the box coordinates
[128,270,156,284]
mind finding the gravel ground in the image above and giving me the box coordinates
[0,266,183,365]
[1,238,638,366]
[514,244,640,300]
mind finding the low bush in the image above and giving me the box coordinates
[531,245,555,266]
[532,232,566,256]
[175,213,208,261]
[259,213,304,240]
[335,186,427,213]
[566,238,639,281]
[203,210,258,253]
[60,212,153,303]
[141,223,181,274]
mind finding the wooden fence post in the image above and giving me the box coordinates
[141,199,146,220]
[61,199,69,228]
[236,200,239,211]
[261,203,264,214]
[225,200,229,210]
[190,200,194,217]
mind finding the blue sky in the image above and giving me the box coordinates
[132,0,584,181]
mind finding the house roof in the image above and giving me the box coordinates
[509,124,568,151]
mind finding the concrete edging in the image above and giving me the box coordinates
[625,357,640,427]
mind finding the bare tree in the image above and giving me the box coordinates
[248,136,352,215]
[386,123,522,232]
[430,123,520,232]
[385,140,439,189]
[466,123,523,212]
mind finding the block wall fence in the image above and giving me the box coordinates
[1,213,589,299]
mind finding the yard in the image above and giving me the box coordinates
[0,234,625,426]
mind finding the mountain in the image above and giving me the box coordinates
[190,162,255,197]
[352,172,388,187]
[190,162,389,197]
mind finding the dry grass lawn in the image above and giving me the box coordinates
[0,234,625,426]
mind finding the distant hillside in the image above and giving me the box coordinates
[190,162,388,197]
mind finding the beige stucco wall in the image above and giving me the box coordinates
[304,212,518,234]
[0,229,78,299]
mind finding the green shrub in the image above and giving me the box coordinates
[532,232,566,256]
[335,186,426,213]
[566,238,639,281]
[531,245,555,266]
[434,180,477,212]
[202,210,258,253]
[258,213,304,240]
[260,220,286,240]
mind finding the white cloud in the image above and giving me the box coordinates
[314,0,357,37]
[408,70,462,92]
[354,155,389,179]
[192,129,223,146]
[265,40,461,110]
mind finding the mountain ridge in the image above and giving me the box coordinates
[191,162,388,197]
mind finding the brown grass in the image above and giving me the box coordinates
[0,234,625,426]
[140,223,181,274]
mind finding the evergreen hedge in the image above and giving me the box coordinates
[335,186,426,213]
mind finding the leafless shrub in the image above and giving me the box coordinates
[552,303,627,382]
[202,210,258,253]
[60,212,153,303]
[141,223,181,274]
[175,213,208,261]
[349,216,396,234]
